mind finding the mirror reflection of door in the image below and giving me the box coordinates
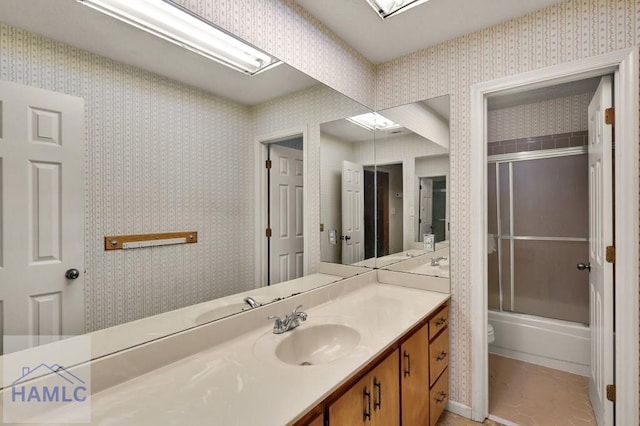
[267,138,304,285]
[419,176,446,242]
[341,160,364,264]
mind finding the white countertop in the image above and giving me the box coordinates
[58,283,448,425]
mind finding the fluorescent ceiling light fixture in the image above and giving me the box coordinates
[365,0,431,19]
[78,0,280,75]
[347,113,401,131]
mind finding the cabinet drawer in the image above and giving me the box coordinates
[428,304,449,341]
[429,367,449,426]
[428,327,449,386]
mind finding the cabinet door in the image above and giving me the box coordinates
[400,325,429,425]
[371,349,400,426]
[328,372,373,426]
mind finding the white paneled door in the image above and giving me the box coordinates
[341,160,364,264]
[587,75,614,426]
[0,81,85,354]
[269,144,303,285]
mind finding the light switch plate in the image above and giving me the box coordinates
[329,230,337,245]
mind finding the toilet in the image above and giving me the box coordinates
[487,323,495,344]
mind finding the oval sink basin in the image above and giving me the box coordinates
[195,303,248,324]
[275,324,360,366]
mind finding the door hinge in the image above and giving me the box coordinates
[265,228,272,238]
[319,223,324,232]
[606,384,616,402]
[606,245,615,263]
[265,160,272,169]
[605,108,615,125]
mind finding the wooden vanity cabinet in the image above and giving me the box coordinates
[400,324,429,426]
[328,348,400,426]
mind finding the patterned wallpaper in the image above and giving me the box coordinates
[376,0,639,407]
[488,92,594,142]
[0,24,256,331]
[174,0,376,108]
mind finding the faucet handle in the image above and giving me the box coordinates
[268,314,283,326]
[292,305,307,321]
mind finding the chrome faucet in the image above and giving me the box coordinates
[430,256,447,266]
[244,297,261,309]
[268,305,308,334]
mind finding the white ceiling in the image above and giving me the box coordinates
[296,0,567,64]
[0,0,319,105]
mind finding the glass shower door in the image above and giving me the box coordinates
[488,153,589,324]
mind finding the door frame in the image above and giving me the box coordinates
[254,127,308,288]
[469,48,639,423]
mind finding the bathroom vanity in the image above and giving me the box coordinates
[298,299,450,426]
[16,269,450,425]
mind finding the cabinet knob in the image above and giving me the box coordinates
[436,350,448,361]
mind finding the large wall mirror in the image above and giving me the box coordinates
[0,0,371,363]
[373,97,451,280]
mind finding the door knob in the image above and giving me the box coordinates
[340,235,351,241]
[577,262,591,272]
[65,269,80,280]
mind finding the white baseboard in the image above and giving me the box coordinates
[446,400,473,419]
[489,346,589,377]
[488,414,521,426]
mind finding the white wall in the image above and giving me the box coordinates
[376,163,404,254]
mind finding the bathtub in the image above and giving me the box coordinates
[488,310,590,376]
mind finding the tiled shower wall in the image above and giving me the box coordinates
[0,24,255,331]
[376,0,639,407]
[487,131,588,156]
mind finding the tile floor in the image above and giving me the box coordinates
[437,411,503,425]
[488,354,596,425]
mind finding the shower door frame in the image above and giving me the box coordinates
[469,48,639,425]
[488,147,590,321]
